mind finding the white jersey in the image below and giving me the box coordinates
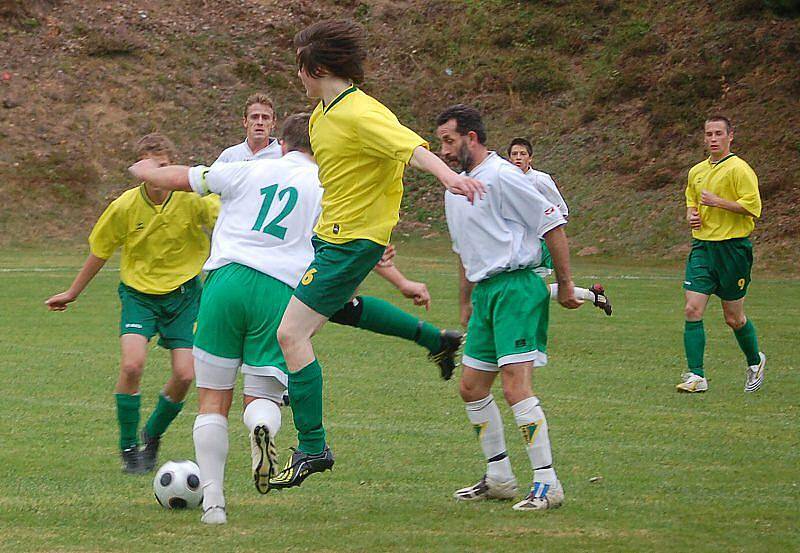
[214,138,282,164]
[188,151,322,288]
[524,167,568,219]
[445,152,566,283]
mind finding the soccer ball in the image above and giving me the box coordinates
[153,460,203,509]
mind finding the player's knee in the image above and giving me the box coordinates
[459,378,488,402]
[724,313,746,329]
[276,325,295,350]
[120,358,145,380]
[501,381,531,406]
[684,303,703,320]
[174,366,194,387]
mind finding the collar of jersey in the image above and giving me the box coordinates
[466,151,497,176]
[322,85,357,115]
[139,184,173,211]
[708,153,736,167]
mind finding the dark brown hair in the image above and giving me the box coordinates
[294,19,366,84]
[135,133,176,161]
[435,104,487,145]
[280,113,312,154]
[705,115,732,133]
[507,137,533,157]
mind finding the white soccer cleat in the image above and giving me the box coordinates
[201,505,227,525]
[454,474,518,501]
[744,352,766,393]
[251,424,278,494]
[676,372,708,393]
[512,481,564,511]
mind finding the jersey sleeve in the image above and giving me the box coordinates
[733,163,761,218]
[198,194,221,227]
[685,168,698,208]
[499,166,566,237]
[356,109,428,163]
[88,200,126,260]
[189,163,246,197]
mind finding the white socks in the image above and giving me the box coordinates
[193,414,229,511]
[511,396,557,485]
[465,395,514,482]
[243,398,282,437]
[549,283,594,302]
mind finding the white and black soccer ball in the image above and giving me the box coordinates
[153,460,203,509]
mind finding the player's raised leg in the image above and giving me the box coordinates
[115,334,149,474]
[677,290,710,393]
[722,299,765,392]
[243,388,282,495]
[454,366,517,501]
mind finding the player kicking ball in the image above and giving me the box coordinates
[269,19,483,491]
[45,134,219,474]
[437,105,580,511]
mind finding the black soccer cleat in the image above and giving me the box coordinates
[429,329,464,380]
[120,446,147,475]
[589,283,613,316]
[269,446,334,490]
[139,429,161,473]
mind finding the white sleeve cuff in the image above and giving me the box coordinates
[188,165,211,196]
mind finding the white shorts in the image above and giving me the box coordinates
[194,350,287,405]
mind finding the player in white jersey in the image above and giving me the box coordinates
[214,92,282,164]
[508,137,611,314]
[436,105,581,512]
[130,114,322,524]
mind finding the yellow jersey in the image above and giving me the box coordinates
[89,185,219,294]
[685,154,761,241]
[309,86,428,245]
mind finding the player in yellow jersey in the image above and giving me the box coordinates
[269,19,484,490]
[45,134,219,473]
[678,116,765,394]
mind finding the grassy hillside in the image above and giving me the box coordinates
[1,0,798,267]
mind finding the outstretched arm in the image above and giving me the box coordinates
[409,146,484,203]
[45,254,107,311]
[374,263,431,310]
[129,158,192,192]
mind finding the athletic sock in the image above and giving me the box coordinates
[357,296,442,353]
[287,360,326,455]
[465,395,514,482]
[511,396,557,486]
[243,398,282,437]
[193,414,228,511]
[733,319,761,366]
[144,391,184,439]
[548,284,595,302]
[684,320,706,377]
[115,393,141,450]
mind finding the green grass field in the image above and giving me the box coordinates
[0,241,797,552]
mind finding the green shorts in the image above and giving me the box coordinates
[294,236,385,318]
[193,263,293,380]
[118,277,201,349]
[463,269,550,371]
[684,238,753,301]
[533,239,553,277]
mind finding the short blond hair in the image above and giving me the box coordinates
[135,133,176,161]
[243,93,275,118]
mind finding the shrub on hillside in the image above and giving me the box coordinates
[84,28,144,57]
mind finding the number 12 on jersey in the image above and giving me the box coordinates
[251,184,298,240]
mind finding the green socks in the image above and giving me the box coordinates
[734,319,761,366]
[115,393,141,450]
[684,320,705,377]
[144,392,184,439]
[357,295,442,353]
[288,360,326,455]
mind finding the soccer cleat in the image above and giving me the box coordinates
[201,505,227,525]
[512,481,564,511]
[139,429,160,473]
[269,446,334,490]
[744,352,766,393]
[251,425,278,494]
[676,372,708,393]
[589,283,612,316]
[453,474,518,501]
[429,329,464,380]
[120,446,147,475]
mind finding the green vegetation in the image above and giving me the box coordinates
[0,243,797,551]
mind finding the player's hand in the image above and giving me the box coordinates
[399,279,431,310]
[687,207,702,230]
[376,244,396,268]
[45,290,77,311]
[443,173,485,204]
[556,280,583,309]
[460,302,473,327]
[700,190,722,208]
[128,158,161,180]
